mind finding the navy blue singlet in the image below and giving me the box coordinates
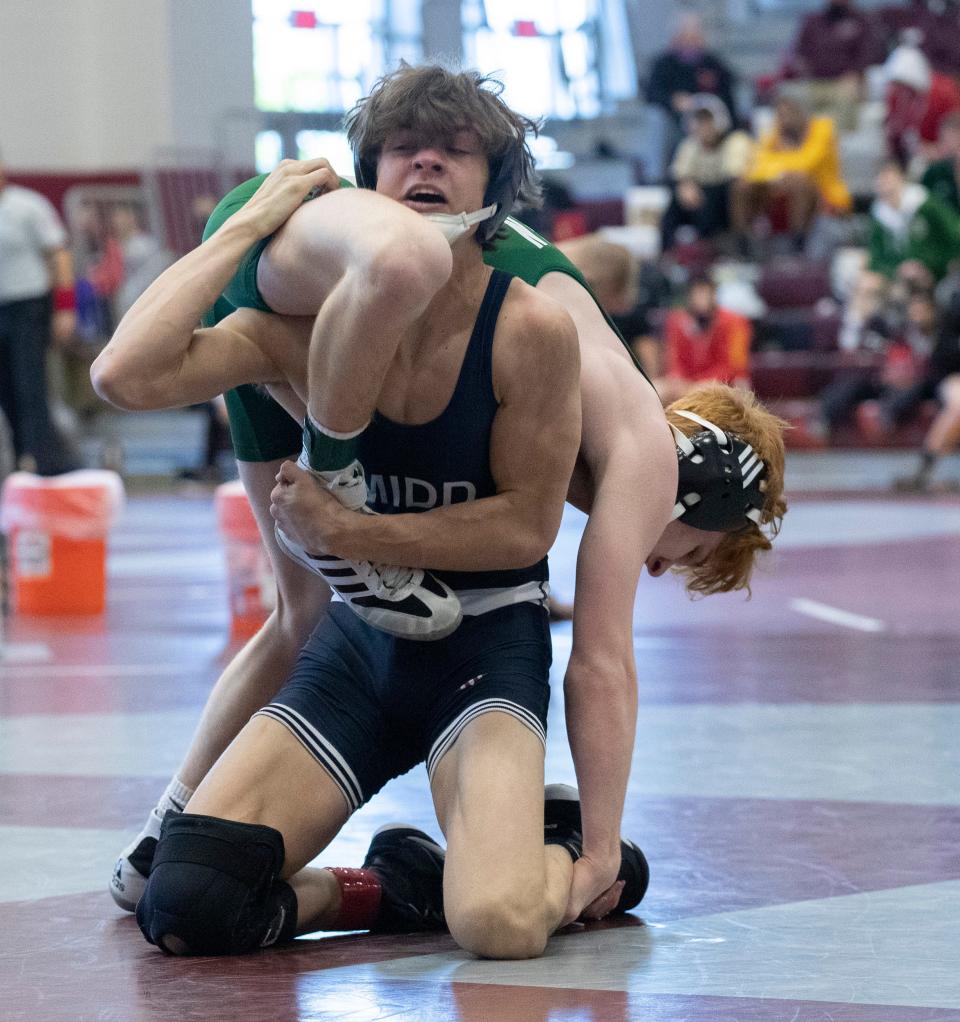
[358,269,549,613]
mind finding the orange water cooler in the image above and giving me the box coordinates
[214,480,275,637]
[0,470,125,615]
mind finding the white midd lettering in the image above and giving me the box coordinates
[443,481,477,505]
[405,477,438,509]
[367,475,478,509]
[368,475,388,505]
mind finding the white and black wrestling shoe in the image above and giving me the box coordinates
[275,458,462,641]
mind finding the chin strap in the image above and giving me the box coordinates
[423,203,498,245]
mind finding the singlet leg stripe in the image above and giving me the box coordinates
[255,704,363,811]
[426,698,546,781]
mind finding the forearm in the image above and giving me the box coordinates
[46,248,74,290]
[564,656,638,860]
[91,218,260,402]
[319,492,555,572]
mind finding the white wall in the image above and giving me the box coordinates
[0,0,255,170]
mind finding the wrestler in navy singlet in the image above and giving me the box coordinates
[254,270,553,810]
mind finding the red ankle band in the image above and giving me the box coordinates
[328,867,382,931]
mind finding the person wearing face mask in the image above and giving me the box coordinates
[785,0,881,131]
[655,276,753,405]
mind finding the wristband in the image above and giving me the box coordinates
[53,285,76,312]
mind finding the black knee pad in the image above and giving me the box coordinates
[136,813,298,955]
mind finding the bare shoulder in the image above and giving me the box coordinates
[493,277,579,390]
[580,342,674,476]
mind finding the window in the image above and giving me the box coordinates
[252,0,422,114]
[462,0,635,120]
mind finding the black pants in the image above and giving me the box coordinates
[660,181,732,250]
[820,371,935,430]
[0,294,78,475]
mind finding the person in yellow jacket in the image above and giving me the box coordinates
[732,94,851,254]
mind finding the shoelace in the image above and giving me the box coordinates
[299,464,425,597]
[353,559,422,598]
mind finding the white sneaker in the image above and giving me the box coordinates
[276,458,462,641]
[295,454,369,511]
[109,808,165,912]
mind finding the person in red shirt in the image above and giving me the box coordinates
[656,276,752,404]
[884,41,960,164]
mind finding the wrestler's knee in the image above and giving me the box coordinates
[447,891,548,960]
[136,814,297,956]
[354,233,451,316]
[265,194,451,309]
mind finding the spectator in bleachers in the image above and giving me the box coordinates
[921,110,960,214]
[884,40,960,166]
[879,1,960,78]
[660,94,755,251]
[891,283,960,488]
[732,94,851,256]
[556,233,638,319]
[839,158,960,352]
[644,12,738,182]
[0,151,81,475]
[557,232,673,378]
[819,288,938,441]
[785,0,881,132]
[108,204,172,322]
[869,158,960,286]
[655,276,752,405]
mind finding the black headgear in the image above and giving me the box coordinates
[671,410,767,531]
[353,143,524,245]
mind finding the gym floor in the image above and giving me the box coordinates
[2,453,959,1021]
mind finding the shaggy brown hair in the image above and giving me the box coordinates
[666,384,788,596]
[343,62,541,247]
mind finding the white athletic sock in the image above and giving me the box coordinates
[306,413,368,442]
[153,776,194,820]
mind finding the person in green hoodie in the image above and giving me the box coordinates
[921,110,960,217]
[868,159,960,287]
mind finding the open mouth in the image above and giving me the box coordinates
[404,189,447,205]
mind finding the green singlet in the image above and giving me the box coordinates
[202,173,642,462]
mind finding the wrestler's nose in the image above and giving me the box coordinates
[646,557,673,577]
[413,147,444,172]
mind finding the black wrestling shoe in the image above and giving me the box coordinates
[543,783,650,914]
[616,838,650,913]
[362,824,447,933]
[544,782,585,861]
